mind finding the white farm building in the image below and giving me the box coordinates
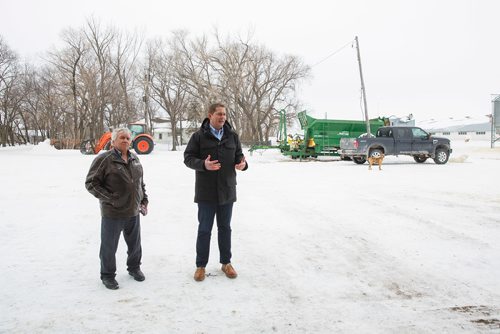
[416,116,495,142]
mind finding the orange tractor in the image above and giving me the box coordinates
[80,123,155,155]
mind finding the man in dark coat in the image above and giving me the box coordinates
[184,103,248,282]
[85,127,149,290]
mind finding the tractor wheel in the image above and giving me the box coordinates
[80,140,95,155]
[133,137,154,154]
[352,156,366,164]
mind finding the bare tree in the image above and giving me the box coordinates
[173,32,222,124]
[0,36,23,146]
[108,29,144,127]
[46,27,87,145]
[247,50,309,142]
[147,37,190,151]
[43,17,144,148]
[37,66,65,142]
[17,64,41,144]
[82,17,117,138]
[189,31,310,143]
[1,24,310,149]
[165,30,309,143]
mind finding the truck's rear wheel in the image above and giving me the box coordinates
[133,137,154,154]
[433,149,449,164]
[413,155,428,163]
[369,149,383,158]
[353,157,366,164]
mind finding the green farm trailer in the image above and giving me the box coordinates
[249,110,388,159]
[289,111,388,158]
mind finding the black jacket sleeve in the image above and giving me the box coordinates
[141,179,148,205]
[184,132,206,171]
[234,133,248,171]
[85,154,115,203]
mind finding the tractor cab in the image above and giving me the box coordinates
[128,123,147,140]
[127,122,154,154]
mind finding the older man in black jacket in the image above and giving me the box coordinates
[184,103,248,282]
[85,127,148,290]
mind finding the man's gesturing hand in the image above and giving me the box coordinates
[235,156,246,170]
[204,155,221,171]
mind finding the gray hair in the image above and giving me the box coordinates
[111,127,132,141]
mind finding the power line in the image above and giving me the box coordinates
[311,39,355,68]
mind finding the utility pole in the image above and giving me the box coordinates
[144,67,151,133]
[492,94,499,148]
[492,97,495,149]
[355,36,371,136]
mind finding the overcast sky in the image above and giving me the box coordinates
[1,0,498,121]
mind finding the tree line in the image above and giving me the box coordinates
[0,18,310,150]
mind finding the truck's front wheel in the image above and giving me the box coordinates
[433,149,449,164]
[352,157,366,164]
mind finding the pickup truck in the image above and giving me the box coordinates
[339,126,452,165]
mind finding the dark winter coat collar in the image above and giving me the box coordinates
[111,147,136,163]
[200,118,234,137]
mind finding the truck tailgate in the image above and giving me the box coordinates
[340,137,358,150]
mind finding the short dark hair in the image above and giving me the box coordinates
[208,103,225,114]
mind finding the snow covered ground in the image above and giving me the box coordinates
[1,139,499,333]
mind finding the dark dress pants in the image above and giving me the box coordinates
[196,202,233,268]
[100,215,142,279]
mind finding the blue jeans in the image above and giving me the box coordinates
[196,202,233,267]
[100,215,142,279]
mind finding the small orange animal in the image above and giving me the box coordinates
[368,154,384,170]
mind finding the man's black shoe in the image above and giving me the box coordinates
[101,277,119,290]
[129,269,145,282]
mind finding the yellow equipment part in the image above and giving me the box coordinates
[307,137,316,148]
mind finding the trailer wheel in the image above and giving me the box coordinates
[134,137,154,154]
[413,155,428,163]
[353,157,366,164]
[433,148,449,164]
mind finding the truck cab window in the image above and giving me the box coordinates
[377,128,391,137]
[412,128,428,139]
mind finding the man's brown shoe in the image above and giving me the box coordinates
[221,263,238,279]
[194,267,205,281]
